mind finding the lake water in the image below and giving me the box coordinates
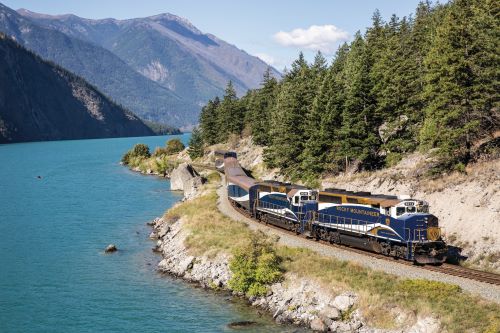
[0,135,296,332]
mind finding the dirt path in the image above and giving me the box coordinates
[216,182,500,304]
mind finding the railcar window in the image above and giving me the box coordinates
[310,195,317,201]
[407,206,416,213]
[396,207,405,216]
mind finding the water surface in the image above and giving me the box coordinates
[0,135,296,332]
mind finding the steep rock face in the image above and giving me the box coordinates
[16,9,281,109]
[0,34,153,143]
[0,3,197,127]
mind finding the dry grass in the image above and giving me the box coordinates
[164,182,500,332]
[163,181,252,258]
[277,246,500,332]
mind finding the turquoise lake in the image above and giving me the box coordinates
[0,135,296,332]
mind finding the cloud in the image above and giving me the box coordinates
[273,25,349,55]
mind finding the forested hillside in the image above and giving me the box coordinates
[0,33,153,143]
[194,0,499,181]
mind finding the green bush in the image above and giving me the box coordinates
[228,232,282,296]
[121,143,150,165]
[132,143,150,158]
[153,147,168,157]
[165,139,185,154]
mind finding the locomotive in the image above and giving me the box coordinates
[217,151,448,264]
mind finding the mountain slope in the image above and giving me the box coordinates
[16,10,281,108]
[0,3,198,127]
[0,33,154,143]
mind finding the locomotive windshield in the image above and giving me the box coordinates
[393,200,430,217]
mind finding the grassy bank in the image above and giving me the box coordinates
[163,177,499,332]
[121,140,186,176]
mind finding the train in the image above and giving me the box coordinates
[216,150,448,264]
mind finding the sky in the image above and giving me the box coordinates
[3,0,429,71]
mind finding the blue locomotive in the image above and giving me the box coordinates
[220,152,447,264]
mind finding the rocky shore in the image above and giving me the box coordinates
[147,178,441,332]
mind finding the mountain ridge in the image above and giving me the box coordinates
[15,7,281,110]
[0,33,154,143]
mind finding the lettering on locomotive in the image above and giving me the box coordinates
[336,206,380,217]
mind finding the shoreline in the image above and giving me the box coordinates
[125,158,499,332]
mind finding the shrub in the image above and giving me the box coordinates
[153,147,168,157]
[228,232,282,296]
[132,143,151,158]
[165,139,185,154]
[121,150,132,165]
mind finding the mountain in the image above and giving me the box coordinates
[17,10,280,109]
[0,3,280,128]
[0,3,197,128]
[0,33,154,143]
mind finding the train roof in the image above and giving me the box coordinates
[321,188,401,207]
[223,156,256,190]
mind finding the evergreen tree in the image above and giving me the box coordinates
[264,53,317,178]
[336,32,380,170]
[247,68,278,146]
[217,81,244,141]
[300,44,349,177]
[199,97,220,145]
[420,0,498,167]
[188,127,204,159]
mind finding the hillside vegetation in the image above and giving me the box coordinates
[0,33,153,143]
[194,0,498,180]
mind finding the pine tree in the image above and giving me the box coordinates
[217,81,243,141]
[336,32,380,171]
[264,53,317,178]
[300,44,349,177]
[188,127,204,159]
[199,97,220,145]
[247,68,278,146]
[420,0,498,168]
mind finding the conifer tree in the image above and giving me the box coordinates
[199,97,220,145]
[217,81,243,141]
[247,68,278,145]
[336,32,380,170]
[188,127,204,159]
[420,0,498,167]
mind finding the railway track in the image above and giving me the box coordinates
[230,201,500,286]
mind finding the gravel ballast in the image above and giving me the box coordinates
[216,183,500,304]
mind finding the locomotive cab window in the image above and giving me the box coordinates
[294,197,299,204]
[407,206,416,213]
[300,196,308,201]
[396,207,405,216]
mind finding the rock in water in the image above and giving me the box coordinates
[105,244,118,253]
[227,321,257,329]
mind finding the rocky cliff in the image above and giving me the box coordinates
[0,34,153,143]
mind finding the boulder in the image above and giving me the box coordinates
[310,317,327,332]
[105,244,117,253]
[170,163,199,191]
[333,293,357,312]
[170,163,205,199]
[320,305,341,320]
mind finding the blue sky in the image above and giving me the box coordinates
[3,0,430,70]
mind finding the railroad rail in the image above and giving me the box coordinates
[229,199,500,286]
